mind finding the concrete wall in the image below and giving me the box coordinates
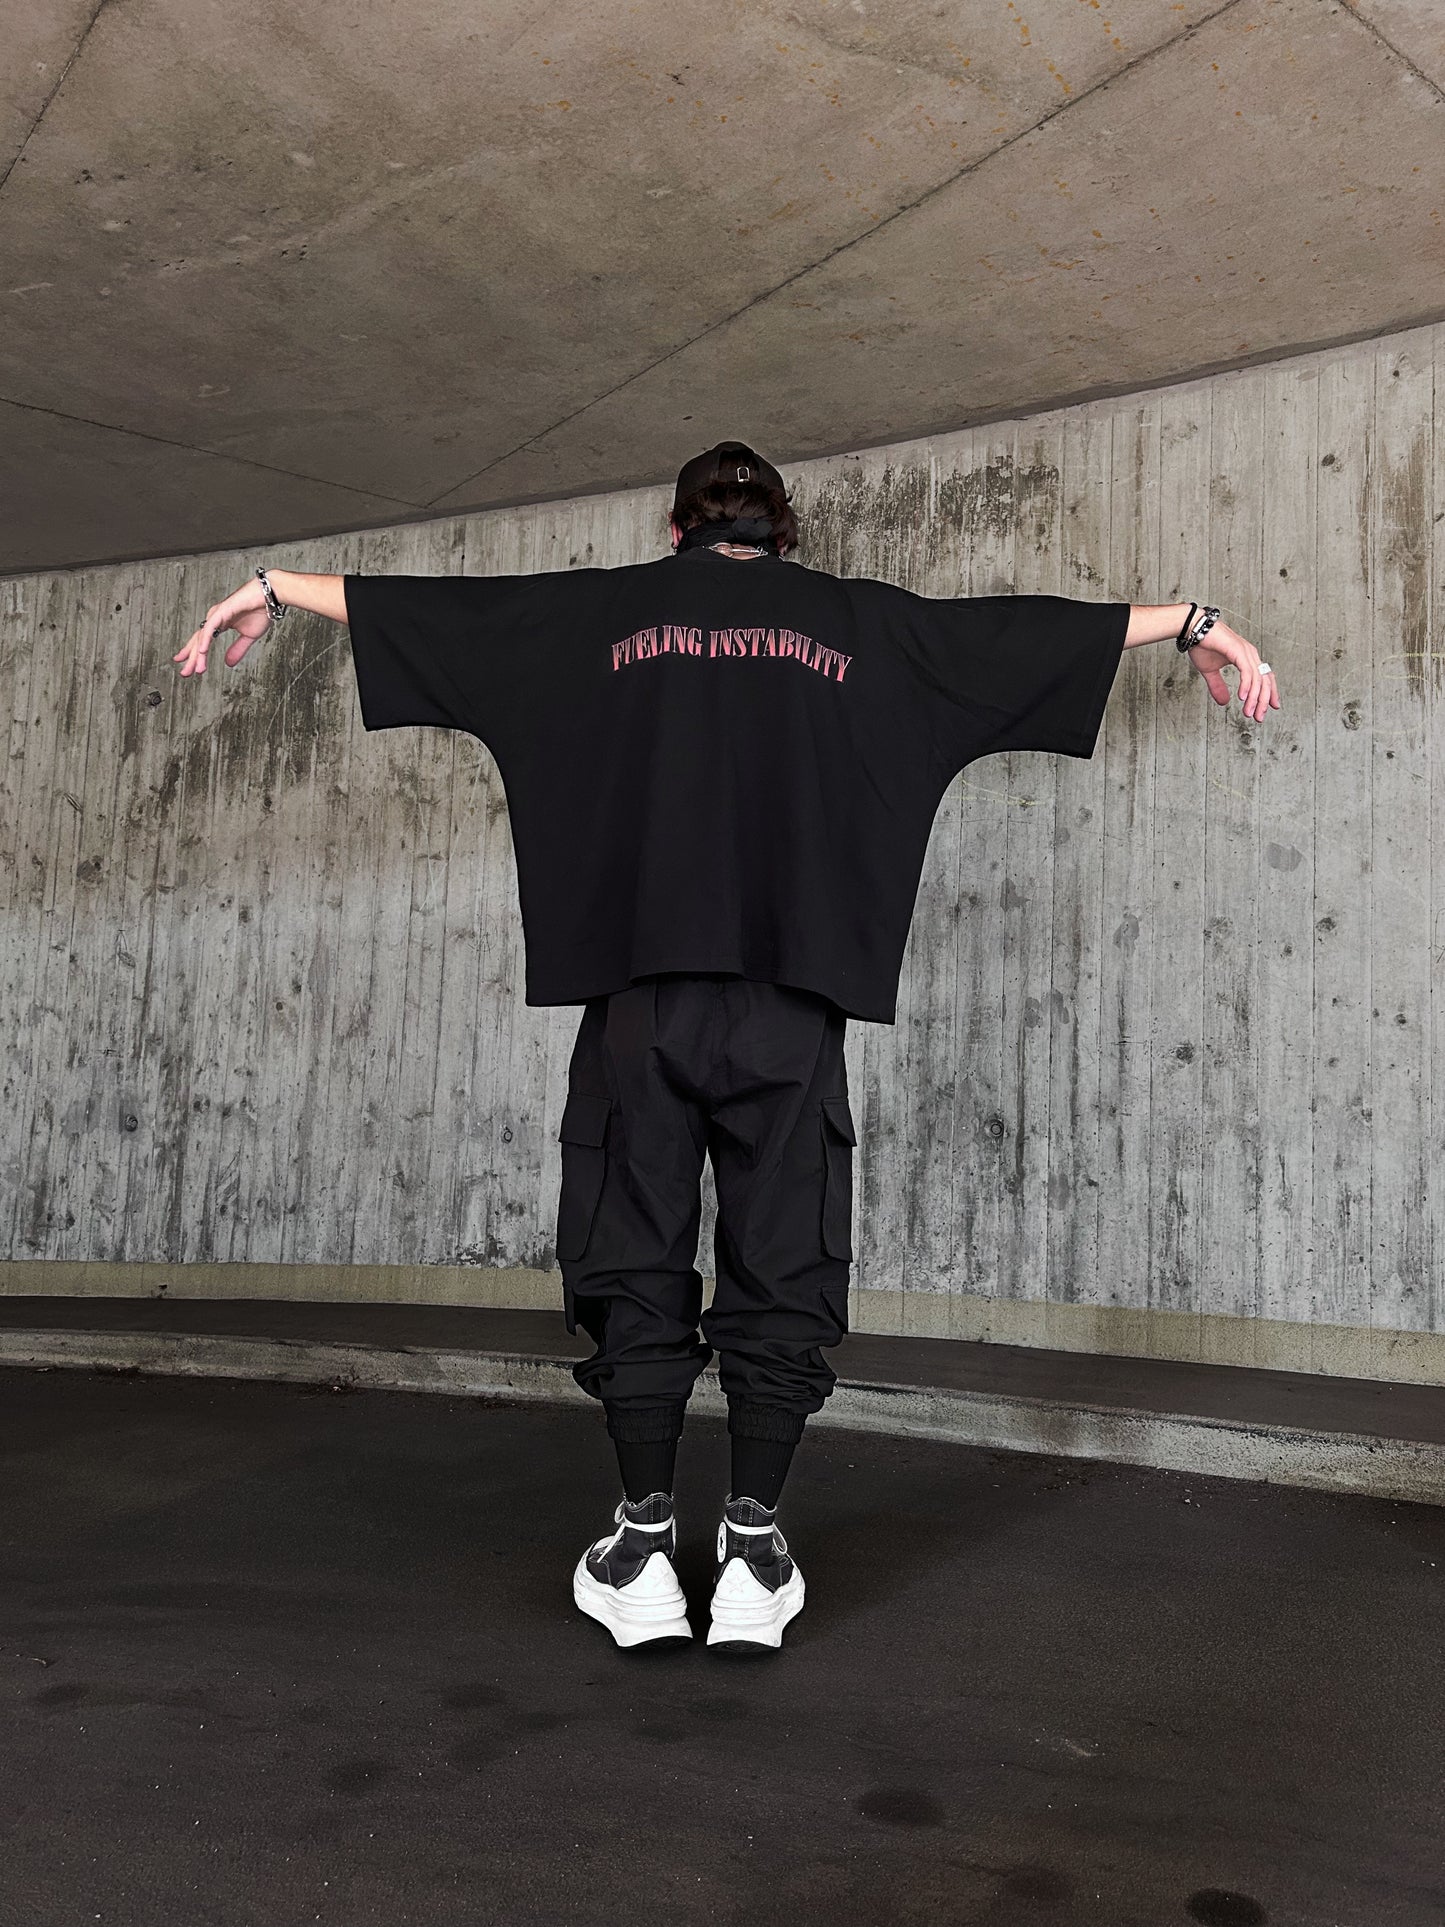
[4,319,1440,1383]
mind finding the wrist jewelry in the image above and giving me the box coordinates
[255,566,288,625]
[1175,603,1219,652]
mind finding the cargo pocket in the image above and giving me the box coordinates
[556,1090,612,1264]
[819,1094,857,1262]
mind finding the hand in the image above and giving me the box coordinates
[173,577,274,678]
[1185,618,1280,723]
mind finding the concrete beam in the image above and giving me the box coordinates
[5,0,1444,570]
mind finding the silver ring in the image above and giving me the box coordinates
[1258,662,1273,676]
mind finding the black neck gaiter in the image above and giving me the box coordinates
[676,517,778,554]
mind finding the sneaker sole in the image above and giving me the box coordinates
[706,1570,805,1653]
[572,1554,693,1650]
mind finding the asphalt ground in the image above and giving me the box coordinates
[2,1366,1442,1927]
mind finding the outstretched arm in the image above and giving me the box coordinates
[173,569,346,678]
[1126,601,1280,724]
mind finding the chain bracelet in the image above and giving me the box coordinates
[255,566,288,625]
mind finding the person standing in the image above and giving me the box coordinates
[175,441,1279,1654]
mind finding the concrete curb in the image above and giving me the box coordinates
[4,1324,1443,1506]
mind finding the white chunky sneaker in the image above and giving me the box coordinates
[572,1492,693,1650]
[706,1493,805,1653]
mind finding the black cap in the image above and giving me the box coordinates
[672,440,785,510]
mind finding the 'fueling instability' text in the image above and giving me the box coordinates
[610,625,852,682]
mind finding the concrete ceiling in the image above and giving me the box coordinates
[3,0,1443,576]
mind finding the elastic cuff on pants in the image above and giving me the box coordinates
[726,1399,809,1445]
[603,1399,688,1445]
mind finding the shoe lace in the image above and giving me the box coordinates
[595,1498,675,1561]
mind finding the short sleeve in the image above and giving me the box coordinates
[343,571,536,744]
[891,590,1132,768]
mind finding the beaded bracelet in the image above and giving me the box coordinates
[1175,603,1219,653]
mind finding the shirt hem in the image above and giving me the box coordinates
[522,972,896,1026]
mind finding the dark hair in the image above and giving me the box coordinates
[671,478,799,555]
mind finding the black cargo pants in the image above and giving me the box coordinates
[554,973,857,1447]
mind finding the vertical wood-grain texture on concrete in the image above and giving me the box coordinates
[2,323,1437,1342]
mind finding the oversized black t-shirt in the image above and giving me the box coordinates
[343,547,1129,1024]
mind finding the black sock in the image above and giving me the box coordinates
[612,1434,680,1505]
[605,1400,686,1504]
[729,1434,797,1510]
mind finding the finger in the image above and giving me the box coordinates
[196,619,221,673]
[200,603,233,665]
[1215,628,1249,716]
[223,627,258,668]
[1238,652,1259,721]
[186,629,209,678]
[174,628,205,676]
